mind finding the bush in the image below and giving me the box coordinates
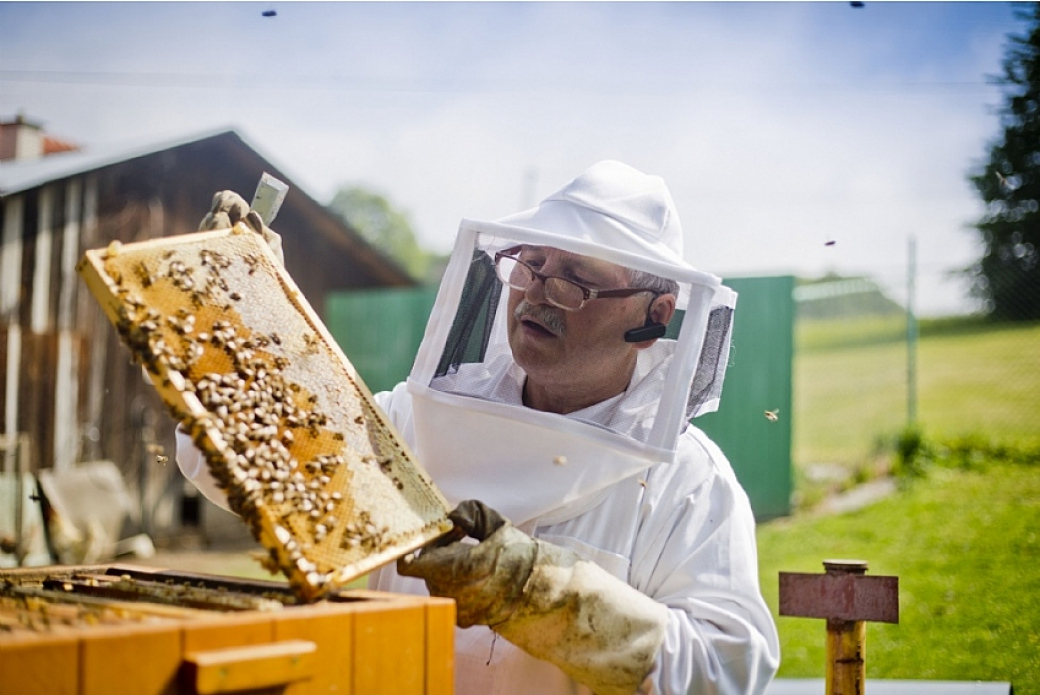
[891,426,1040,477]
[893,426,929,477]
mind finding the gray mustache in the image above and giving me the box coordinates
[514,300,566,337]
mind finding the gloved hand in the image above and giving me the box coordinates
[399,500,669,695]
[198,190,285,266]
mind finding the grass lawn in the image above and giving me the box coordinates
[794,318,1040,477]
[916,321,1040,444]
[757,460,1040,691]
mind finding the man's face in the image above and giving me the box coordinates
[505,246,651,413]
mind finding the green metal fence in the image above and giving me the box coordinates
[326,275,794,520]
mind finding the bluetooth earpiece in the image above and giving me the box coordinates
[623,320,667,343]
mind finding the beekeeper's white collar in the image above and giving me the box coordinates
[404,161,736,527]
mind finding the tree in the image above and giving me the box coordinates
[327,186,440,282]
[969,4,1040,321]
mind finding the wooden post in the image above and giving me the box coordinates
[779,559,899,695]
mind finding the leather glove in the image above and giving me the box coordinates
[399,500,669,695]
[399,500,536,628]
[198,190,285,266]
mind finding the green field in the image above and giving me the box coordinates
[794,317,1040,484]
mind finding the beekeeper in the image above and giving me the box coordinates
[178,161,779,694]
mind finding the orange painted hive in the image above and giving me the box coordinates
[0,564,454,695]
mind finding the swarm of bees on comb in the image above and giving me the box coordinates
[77,224,452,601]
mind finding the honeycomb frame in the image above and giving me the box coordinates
[77,224,453,600]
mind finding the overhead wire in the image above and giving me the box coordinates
[0,68,1003,97]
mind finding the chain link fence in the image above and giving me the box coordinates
[792,262,1040,508]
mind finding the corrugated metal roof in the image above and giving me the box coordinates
[0,126,236,196]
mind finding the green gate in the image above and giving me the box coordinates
[696,276,794,520]
[326,286,438,396]
[326,275,793,519]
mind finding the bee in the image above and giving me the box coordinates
[244,253,261,275]
[135,261,155,287]
[148,443,168,464]
[764,409,780,422]
[996,171,1014,192]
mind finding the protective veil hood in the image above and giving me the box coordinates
[406,161,736,527]
[496,159,687,269]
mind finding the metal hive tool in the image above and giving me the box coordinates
[77,224,453,601]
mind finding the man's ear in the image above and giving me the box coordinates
[629,293,677,348]
[651,293,677,328]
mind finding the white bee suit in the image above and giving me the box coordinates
[369,161,779,693]
[176,161,780,693]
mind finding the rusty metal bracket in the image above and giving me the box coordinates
[779,559,900,695]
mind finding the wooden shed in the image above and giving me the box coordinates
[0,117,414,553]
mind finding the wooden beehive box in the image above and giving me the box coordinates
[0,564,455,695]
[76,225,452,600]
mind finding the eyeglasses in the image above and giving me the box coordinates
[494,252,652,312]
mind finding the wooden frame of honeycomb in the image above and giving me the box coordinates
[77,224,452,601]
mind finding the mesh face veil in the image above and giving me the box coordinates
[405,161,736,527]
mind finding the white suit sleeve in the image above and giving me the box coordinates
[175,425,234,513]
[635,430,780,694]
[372,381,414,441]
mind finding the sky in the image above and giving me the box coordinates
[0,1,1027,315]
